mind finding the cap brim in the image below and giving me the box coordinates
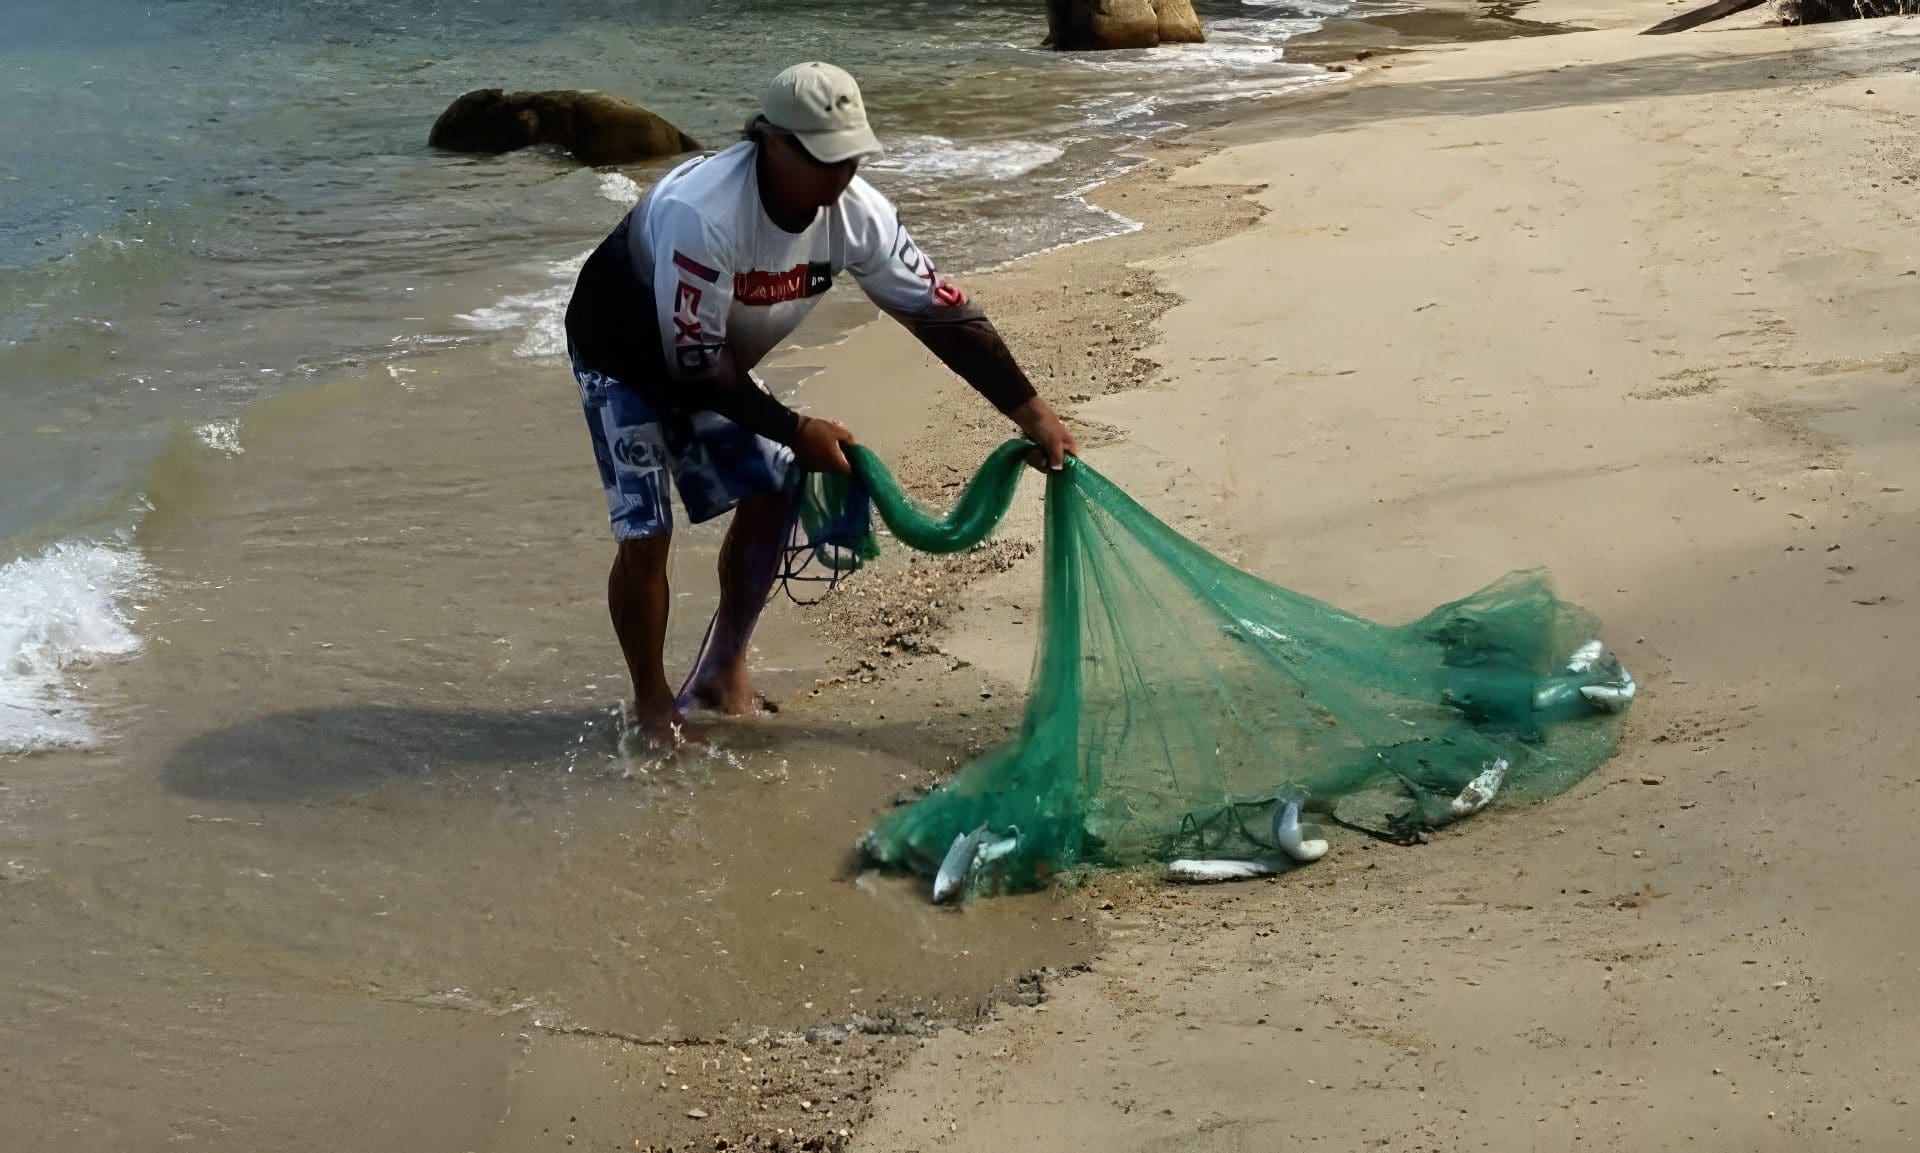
[794,125,883,164]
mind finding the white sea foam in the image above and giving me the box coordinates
[1238,0,1351,13]
[1057,1,1342,107]
[195,419,244,456]
[969,198,1144,275]
[597,171,642,206]
[0,541,148,755]
[1081,93,1165,129]
[1208,15,1328,41]
[455,251,589,360]
[870,136,1065,182]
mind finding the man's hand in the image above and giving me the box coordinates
[1009,397,1077,472]
[792,414,855,475]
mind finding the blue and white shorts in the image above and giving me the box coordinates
[571,352,794,540]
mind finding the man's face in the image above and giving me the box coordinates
[765,130,858,211]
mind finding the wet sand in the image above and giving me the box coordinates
[0,332,1098,1149]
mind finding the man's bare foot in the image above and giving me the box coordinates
[620,699,709,753]
[686,669,778,717]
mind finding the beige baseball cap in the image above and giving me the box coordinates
[761,62,883,165]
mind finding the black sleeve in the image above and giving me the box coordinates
[660,353,804,447]
[894,303,1039,416]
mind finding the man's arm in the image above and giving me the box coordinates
[669,344,854,474]
[895,302,1075,471]
[898,302,1035,415]
[843,185,1075,470]
[668,342,801,447]
[647,204,852,472]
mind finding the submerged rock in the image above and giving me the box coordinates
[1044,0,1205,49]
[428,89,699,165]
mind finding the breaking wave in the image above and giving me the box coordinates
[0,541,149,755]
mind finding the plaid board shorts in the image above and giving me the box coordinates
[570,351,793,540]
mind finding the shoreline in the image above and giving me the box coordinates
[0,14,1454,1148]
[0,4,1380,757]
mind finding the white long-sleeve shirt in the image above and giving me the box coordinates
[565,140,1033,445]
[626,141,965,379]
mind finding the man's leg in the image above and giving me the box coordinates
[609,536,692,746]
[570,352,690,747]
[682,491,790,715]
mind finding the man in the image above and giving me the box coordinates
[564,61,1075,749]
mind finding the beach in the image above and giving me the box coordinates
[848,5,1920,1150]
[4,0,1918,1149]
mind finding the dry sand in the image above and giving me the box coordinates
[800,6,1920,1151]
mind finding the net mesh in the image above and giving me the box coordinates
[814,441,1630,894]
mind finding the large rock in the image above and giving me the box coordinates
[1151,0,1206,43]
[1045,0,1205,48]
[428,89,699,166]
[1044,0,1163,49]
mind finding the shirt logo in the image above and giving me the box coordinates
[734,261,834,306]
[892,224,966,309]
[672,278,704,343]
[670,250,721,372]
[672,251,719,283]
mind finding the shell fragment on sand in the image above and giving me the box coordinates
[1168,858,1284,883]
[1451,757,1510,816]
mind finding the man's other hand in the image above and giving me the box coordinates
[793,414,855,475]
[1010,397,1077,472]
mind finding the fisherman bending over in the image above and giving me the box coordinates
[564,62,1075,747]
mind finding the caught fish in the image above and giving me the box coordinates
[1566,639,1605,675]
[1451,757,1510,816]
[975,829,1020,868]
[1580,659,1637,713]
[1581,681,1635,710]
[1271,799,1329,862]
[1169,858,1282,883]
[1532,677,1586,711]
[932,822,1018,904]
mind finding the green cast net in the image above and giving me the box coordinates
[808,441,1631,895]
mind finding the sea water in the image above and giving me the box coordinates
[0,0,1363,753]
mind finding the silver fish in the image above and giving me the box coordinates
[932,823,1017,904]
[1580,658,1637,712]
[1532,677,1587,711]
[1566,639,1605,675]
[975,829,1020,868]
[1451,757,1510,816]
[1271,799,1329,862]
[1168,858,1282,883]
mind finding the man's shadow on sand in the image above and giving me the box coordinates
[158,703,997,803]
[157,705,608,800]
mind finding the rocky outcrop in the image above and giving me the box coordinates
[428,89,699,166]
[1045,0,1161,49]
[1151,0,1206,43]
[1044,0,1205,49]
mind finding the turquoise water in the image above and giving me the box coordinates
[0,0,1356,752]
